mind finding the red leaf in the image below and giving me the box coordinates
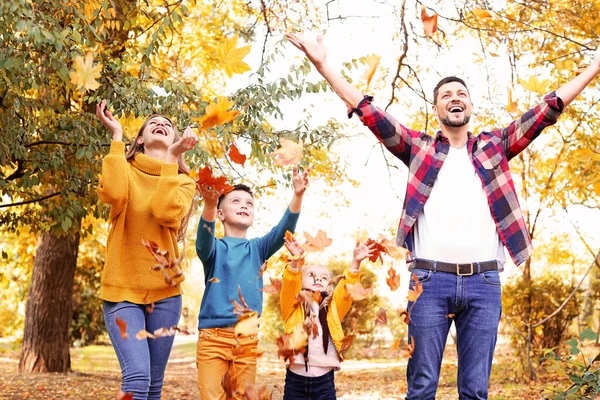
[421,5,438,37]
[115,317,128,339]
[228,143,247,166]
[195,165,234,194]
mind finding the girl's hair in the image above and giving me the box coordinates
[125,114,196,242]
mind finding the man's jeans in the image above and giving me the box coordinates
[406,268,502,400]
[103,295,182,400]
[283,369,336,400]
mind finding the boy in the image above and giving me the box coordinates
[195,166,309,399]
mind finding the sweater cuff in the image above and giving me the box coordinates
[109,140,126,154]
[160,163,179,176]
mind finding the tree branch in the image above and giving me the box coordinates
[0,192,61,208]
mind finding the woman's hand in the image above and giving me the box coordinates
[96,100,123,141]
[167,126,198,163]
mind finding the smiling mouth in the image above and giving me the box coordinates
[236,212,249,217]
[448,105,464,113]
[152,127,168,136]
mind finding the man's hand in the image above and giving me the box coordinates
[286,33,327,69]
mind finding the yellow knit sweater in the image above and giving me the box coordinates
[98,141,196,304]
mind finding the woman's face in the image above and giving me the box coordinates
[137,116,176,149]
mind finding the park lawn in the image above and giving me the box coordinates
[0,340,572,399]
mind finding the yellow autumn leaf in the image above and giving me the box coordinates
[519,76,549,95]
[69,53,102,92]
[267,138,303,166]
[196,96,240,130]
[234,312,259,337]
[361,54,381,88]
[506,87,518,113]
[472,9,495,19]
[215,35,251,78]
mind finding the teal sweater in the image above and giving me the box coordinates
[195,208,299,329]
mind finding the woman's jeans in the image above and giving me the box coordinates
[406,269,502,400]
[103,295,182,400]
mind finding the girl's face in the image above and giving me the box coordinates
[137,116,176,149]
[302,265,331,292]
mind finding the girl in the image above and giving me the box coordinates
[280,236,375,399]
[96,100,197,400]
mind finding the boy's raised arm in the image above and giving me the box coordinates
[195,184,222,265]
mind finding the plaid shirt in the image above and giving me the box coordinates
[351,92,564,266]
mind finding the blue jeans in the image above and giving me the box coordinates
[103,295,182,400]
[283,369,336,400]
[406,269,502,400]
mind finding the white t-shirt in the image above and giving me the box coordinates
[413,145,505,264]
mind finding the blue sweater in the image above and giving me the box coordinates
[195,208,300,329]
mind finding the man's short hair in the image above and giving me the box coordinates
[433,76,469,105]
[217,184,253,209]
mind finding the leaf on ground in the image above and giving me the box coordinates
[216,35,251,77]
[208,277,221,283]
[420,5,438,37]
[260,278,282,295]
[135,330,155,340]
[228,143,247,166]
[196,96,240,130]
[195,165,234,194]
[69,53,102,92]
[302,230,332,253]
[345,281,373,301]
[115,317,128,339]
[386,266,401,291]
[235,312,259,337]
[407,273,424,303]
[375,308,388,327]
[267,138,303,166]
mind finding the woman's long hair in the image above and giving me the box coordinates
[126,114,197,242]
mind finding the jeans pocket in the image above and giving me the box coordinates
[410,268,432,283]
[482,270,501,286]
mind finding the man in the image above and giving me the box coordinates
[287,32,600,399]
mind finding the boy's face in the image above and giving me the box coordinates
[217,190,255,229]
[302,265,331,292]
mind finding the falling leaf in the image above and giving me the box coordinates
[115,317,128,339]
[506,87,518,113]
[386,266,401,291]
[391,339,401,351]
[420,5,438,37]
[215,35,252,77]
[361,54,381,88]
[407,273,424,302]
[232,343,245,356]
[519,76,549,95]
[302,230,333,253]
[339,333,355,353]
[375,308,388,327]
[471,9,495,19]
[173,325,195,335]
[197,96,240,130]
[135,330,155,340]
[446,314,456,318]
[117,391,133,400]
[276,324,309,364]
[208,277,221,283]
[489,51,500,57]
[345,281,373,301]
[69,53,102,92]
[260,278,282,295]
[195,165,235,194]
[258,261,267,277]
[267,138,303,167]
[235,312,259,337]
[154,326,178,337]
[244,384,272,400]
[228,143,247,166]
[407,335,416,358]
[365,236,409,263]
[146,303,155,313]
[295,289,314,305]
[399,310,411,325]
[221,370,238,399]
[141,238,185,287]
[303,314,319,339]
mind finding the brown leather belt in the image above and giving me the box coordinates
[411,259,499,276]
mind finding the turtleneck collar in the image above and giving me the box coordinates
[130,153,166,176]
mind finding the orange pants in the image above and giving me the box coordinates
[196,328,259,399]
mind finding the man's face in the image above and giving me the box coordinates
[302,265,331,292]
[433,81,472,128]
[217,190,255,229]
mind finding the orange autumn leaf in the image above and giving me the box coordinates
[420,5,438,37]
[339,333,355,353]
[390,339,401,351]
[345,281,373,301]
[116,317,128,339]
[471,9,495,19]
[231,285,253,315]
[365,236,409,263]
[506,87,518,114]
[399,310,411,325]
[146,303,155,313]
[215,35,251,77]
[267,138,303,166]
[375,308,388,327]
[69,53,102,92]
[446,314,456,319]
[258,261,268,276]
[302,230,332,253]
[228,143,247,166]
[361,54,381,88]
[407,273,424,302]
[195,165,234,194]
[117,391,133,400]
[407,335,416,358]
[386,266,401,291]
[197,96,240,130]
[221,370,238,399]
[260,278,282,295]
[135,330,155,340]
[153,326,177,337]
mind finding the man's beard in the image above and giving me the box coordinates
[440,114,470,128]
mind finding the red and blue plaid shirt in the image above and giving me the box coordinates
[351,92,564,266]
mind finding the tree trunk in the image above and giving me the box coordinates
[19,230,80,373]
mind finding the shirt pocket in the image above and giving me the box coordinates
[474,142,504,170]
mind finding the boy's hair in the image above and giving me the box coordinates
[217,184,253,209]
[433,76,470,105]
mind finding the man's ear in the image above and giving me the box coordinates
[432,104,438,117]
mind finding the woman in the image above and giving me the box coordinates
[96,100,197,399]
